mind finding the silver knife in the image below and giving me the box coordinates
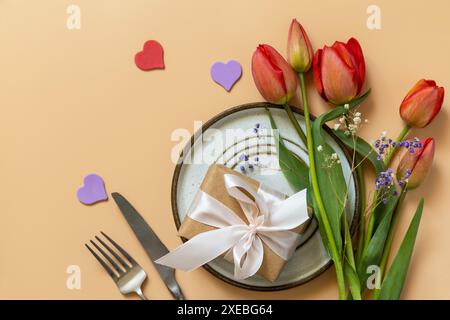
[111,192,185,300]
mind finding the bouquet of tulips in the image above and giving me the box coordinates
[251,19,444,300]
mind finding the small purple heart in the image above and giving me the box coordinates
[210,60,242,91]
[77,174,108,205]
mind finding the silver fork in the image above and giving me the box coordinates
[85,232,148,300]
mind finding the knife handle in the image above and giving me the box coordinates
[168,280,185,300]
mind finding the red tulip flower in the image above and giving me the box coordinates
[251,44,298,105]
[397,137,435,190]
[287,19,313,73]
[399,79,444,128]
[313,38,366,105]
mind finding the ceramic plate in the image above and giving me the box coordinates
[171,103,361,291]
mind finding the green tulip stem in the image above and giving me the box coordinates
[355,160,366,264]
[376,124,412,267]
[364,124,411,250]
[298,73,346,299]
[284,104,307,146]
[373,187,407,299]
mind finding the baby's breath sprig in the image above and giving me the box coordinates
[317,145,340,169]
[333,104,368,136]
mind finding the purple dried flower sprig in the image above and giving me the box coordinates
[373,134,422,161]
[375,166,413,203]
[239,152,260,173]
[375,168,396,204]
[238,124,266,174]
[239,153,250,162]
[397,140,423,154]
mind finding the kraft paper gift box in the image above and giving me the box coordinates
[178,164,311,282]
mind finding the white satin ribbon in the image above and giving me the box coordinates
[156,174,309,280]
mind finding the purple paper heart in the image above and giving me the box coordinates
[77,174,108,205]
[210,60,242,91]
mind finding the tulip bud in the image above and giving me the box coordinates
[251,44,298,105]
[287,19,313,73]
[313,38,366,105]
[397,138,435,190]
[399,79,444,128]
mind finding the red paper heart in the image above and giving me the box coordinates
[134,40,165,71]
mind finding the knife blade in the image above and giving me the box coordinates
[111,192,185,300]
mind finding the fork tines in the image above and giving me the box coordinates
[85,232,136,279]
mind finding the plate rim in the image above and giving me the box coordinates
[171,102,361,291]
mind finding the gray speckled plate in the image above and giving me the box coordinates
[171,103,360,291]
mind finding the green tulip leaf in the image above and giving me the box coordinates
[343,208,361,300]
[372,187,406,233]
[266,109,334,254]
[306,180,332,253]
[267,109,333,254]
[344,261,362,300]
[319,90,371,123]
[266,109,309,191]
[377,198,424,300]
[357,189,399,288]
[310,90,371,252]
[311,135,345,250]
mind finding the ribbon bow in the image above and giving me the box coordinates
[156,174,309,280]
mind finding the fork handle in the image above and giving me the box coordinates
[135,288,148,300]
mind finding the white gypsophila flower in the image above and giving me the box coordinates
[333,123,341,130]
[348,124,358,133]
[344,104,350,110]
[317,145,323,152]
[322,152,341,169]
[337,109,366,136]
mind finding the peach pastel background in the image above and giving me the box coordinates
[0,0,449,299]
